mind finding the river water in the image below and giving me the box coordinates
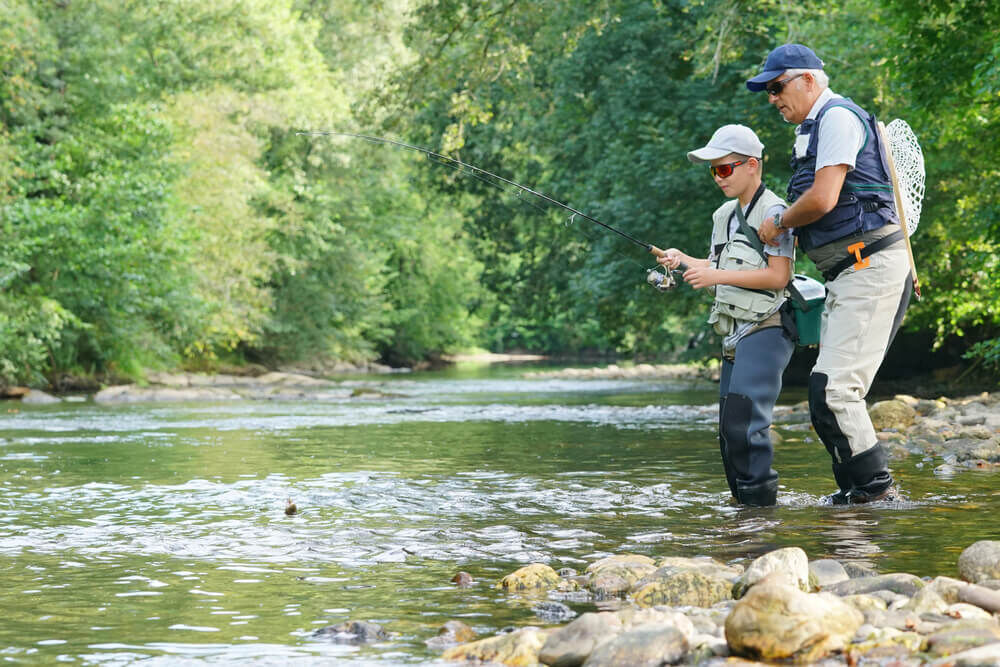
[1,364,998,664]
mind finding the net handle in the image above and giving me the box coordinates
[878,120,922,300]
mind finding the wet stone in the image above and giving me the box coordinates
[533,601,577,623]
[443,626,549,666]
[631,567,733,608]
[425,620,477,652]
[538,612,622,667]
[498,563,562,592]
[823,572,925,598]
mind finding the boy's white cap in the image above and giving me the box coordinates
[687,124,764,163]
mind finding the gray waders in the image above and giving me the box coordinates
[718,325,795,506]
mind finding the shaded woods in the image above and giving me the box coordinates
[2,0,997,386]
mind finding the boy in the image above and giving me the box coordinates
[658,124,795,506]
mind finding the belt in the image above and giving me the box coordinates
[823,230,904,282]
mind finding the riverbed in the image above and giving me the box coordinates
[1,363,998,664]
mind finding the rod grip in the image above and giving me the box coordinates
[649,246,688,271]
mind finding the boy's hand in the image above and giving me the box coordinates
[683,266,719,289]
[759,217,784,246]
[657,248,685,270]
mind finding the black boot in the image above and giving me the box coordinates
[736,479,778,507]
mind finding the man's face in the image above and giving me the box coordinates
[710,154,755,198]
[767,72,813,124]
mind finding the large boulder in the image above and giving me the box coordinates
[733,547,811,598]
[443,627,550,666]
[631,568,732,608]
[725,576,864,662]
[958,541,1000,584]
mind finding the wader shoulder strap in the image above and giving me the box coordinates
[734,200,810,311]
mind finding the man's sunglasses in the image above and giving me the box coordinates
[710,161,745,179]
[766,72,805,96]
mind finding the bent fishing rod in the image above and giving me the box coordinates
[297,131,688,290]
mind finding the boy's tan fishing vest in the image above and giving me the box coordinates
[707,189,787,335]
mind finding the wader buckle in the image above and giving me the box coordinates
[847,242,870,271]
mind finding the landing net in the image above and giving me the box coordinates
[885,119,925,236]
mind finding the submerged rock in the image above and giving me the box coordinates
[425,620,477,652]
[312,620,388,644]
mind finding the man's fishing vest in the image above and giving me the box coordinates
[708,188,787,335]
[786,97,898,253]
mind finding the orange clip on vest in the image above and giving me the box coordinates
[847,241,869,271]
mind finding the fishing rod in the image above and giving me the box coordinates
[297,131,687,291]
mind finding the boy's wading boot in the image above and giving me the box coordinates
[736,479,778,507]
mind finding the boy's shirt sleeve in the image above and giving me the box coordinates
[762,204,794,259]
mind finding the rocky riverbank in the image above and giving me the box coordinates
[321,541,1000,665]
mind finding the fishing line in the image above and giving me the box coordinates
[299,131,680,289]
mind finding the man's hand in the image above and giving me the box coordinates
[758,217,784,246]
[683,266,720,289]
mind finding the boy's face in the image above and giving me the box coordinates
[710,153,757,199]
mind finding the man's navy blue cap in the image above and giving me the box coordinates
[746,44,824,92]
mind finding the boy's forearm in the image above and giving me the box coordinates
[715,264,791,290]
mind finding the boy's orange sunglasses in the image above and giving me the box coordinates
[710,160,745,179]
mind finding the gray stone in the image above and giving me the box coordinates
[733,547,810,598]
[843,562,879,578]
[823,572,925,598]
[534,601,577,623]
[654,556,742,581]
[928,642,1000,666]
[809,559,850,589]
[902,586,949,615]
[539,612,622,667]
[581,625,688,667]
[425,620,477,651]
[925,620,1000,657]
[959,541,1000,584]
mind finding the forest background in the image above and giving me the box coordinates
[1,0,997,388]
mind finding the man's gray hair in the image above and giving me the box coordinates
[786,68,829,89]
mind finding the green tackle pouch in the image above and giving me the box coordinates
[787,274,826,347]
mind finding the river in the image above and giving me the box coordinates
[1,363,997,664]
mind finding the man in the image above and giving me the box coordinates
[747,44,912,504]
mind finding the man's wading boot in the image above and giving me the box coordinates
[736,479,778,507]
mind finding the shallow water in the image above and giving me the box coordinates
[1,364,998,664]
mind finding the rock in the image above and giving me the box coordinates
[20,390,61,404]
[809,559,850,588]
[617,607,695,641]
[958,541,1000,584]
[654,556,743,581]
[426,620,477,651]
[843,562,879,578]
[733,547,810,598]
[581,625,688,667]
[586,555,657,597]
[946,603,996,621]
[312,620,388,644]
[848,627,925,658]
[725,579,864,662]
[631,568,733,609]
[869,399,917,431]
[538,613,622,667]
[901,586,949,615]
[823,573,925,598]
[533,601,577,623]
[924,620,1000,657]
[444,626,549,666]
[498,563,562,592]
[452,571,474,587]
[927,642,1000,666]
[843,594,888,613]
[94,385,242,403]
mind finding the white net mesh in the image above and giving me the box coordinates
[885,119,925,236]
